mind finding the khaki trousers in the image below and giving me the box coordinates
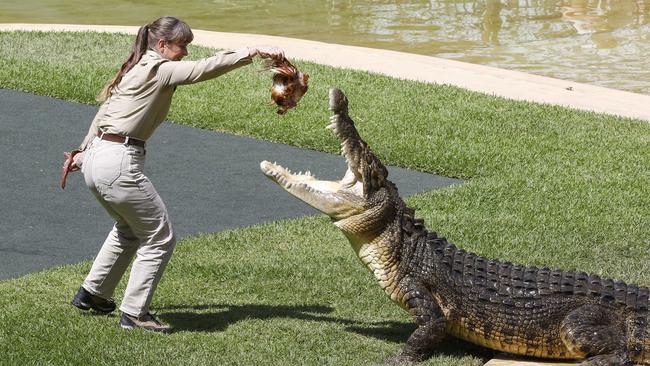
[81,137,176,317]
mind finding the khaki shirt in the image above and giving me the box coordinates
[79,48,252,150]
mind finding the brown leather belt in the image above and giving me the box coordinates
[98,132,146,148]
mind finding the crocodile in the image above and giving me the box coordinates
[259,88,650,365]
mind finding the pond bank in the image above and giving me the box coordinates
[2,23,649,122]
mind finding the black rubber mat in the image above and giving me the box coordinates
[0,89,461,280]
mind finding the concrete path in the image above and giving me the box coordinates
[0,89,459,280]
[2,23,649,122]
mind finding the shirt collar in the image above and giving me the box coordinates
[140,50,164,64]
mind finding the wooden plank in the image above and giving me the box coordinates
[484,357,579,366]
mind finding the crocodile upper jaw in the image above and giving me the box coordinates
[260,161,366,220]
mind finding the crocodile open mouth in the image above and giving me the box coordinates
[260,88,367,219]
[261,88,363,187]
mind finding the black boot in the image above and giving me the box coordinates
[70,286,116,314]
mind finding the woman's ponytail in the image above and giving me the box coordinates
[96,24,150,102]
[96,17,193,102]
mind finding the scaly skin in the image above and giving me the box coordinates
[260,88,650,365]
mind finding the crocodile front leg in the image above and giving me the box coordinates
[386,283,446,364]
[560,304,633,366]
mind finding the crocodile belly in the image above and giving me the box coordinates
[441,299,584,359]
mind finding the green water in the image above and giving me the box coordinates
[2,0,649,94]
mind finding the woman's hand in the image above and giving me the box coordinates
[248,45,285,60]
[71,151,85,171]
[60,149,83,189]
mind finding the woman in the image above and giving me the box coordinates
[68,16,284,333]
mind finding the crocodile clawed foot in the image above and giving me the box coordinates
[376,348,434,366]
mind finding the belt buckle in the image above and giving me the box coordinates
[123,136,130,146]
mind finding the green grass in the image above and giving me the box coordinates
[1,31,649,365]
[0,218,485,366]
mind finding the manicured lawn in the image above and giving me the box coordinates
[0,31,648,365]
[0,218,486,365]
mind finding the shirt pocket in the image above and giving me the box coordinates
[92,148,125,186]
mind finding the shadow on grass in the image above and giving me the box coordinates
[345,321,416,343]
[158,303,356,333]
[158,303,492,361]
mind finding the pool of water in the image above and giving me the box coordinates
[2,0,649,94]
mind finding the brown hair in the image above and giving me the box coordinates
[96,16,194,101]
